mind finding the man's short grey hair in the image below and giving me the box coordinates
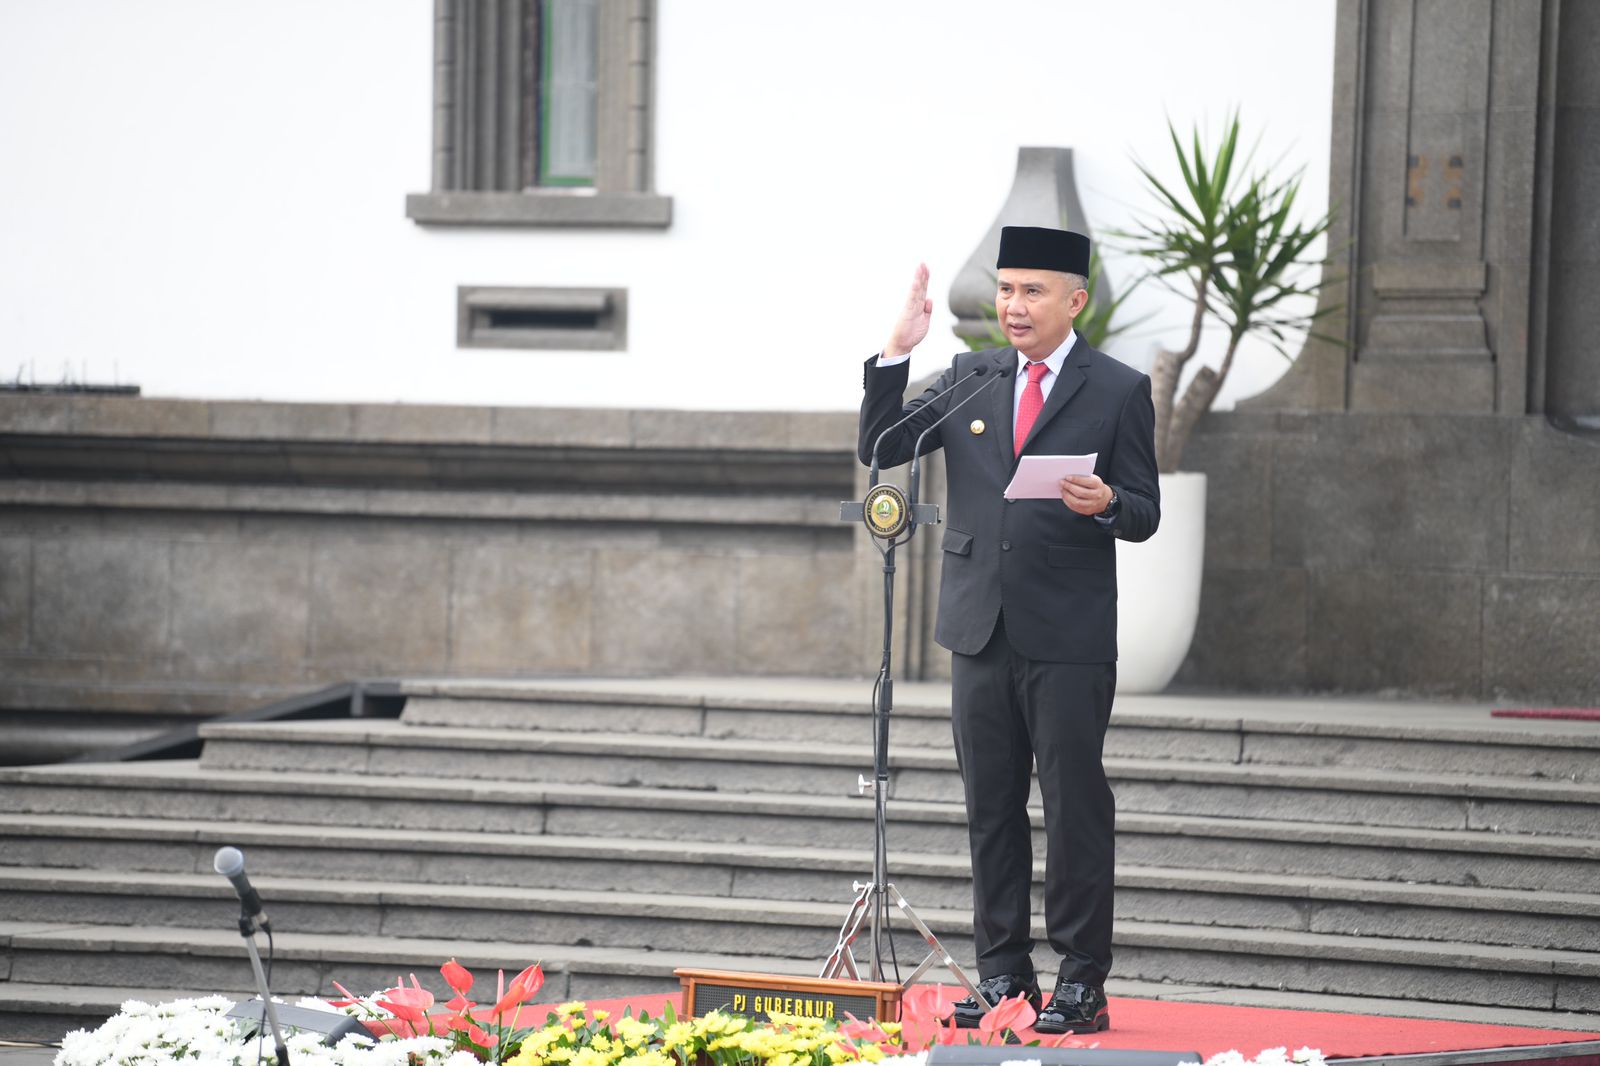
[1062,272,1088,293]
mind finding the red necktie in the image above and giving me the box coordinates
[1014,361,1050,456]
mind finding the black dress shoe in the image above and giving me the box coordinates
[950,972,1042,1028]
[1033,980,1110,1034]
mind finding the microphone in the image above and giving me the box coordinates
[213,846,270,928]
[869,362,992,486]
[909,363,1013,509]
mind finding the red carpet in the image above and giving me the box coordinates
[1492,708,1600,721]
[513,987,1600,1062]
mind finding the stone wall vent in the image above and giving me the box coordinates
[456,285,628,350]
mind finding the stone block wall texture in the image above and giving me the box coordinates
[1,394,1597,725]
[0,395,866,725]
[1176,412,1600,704]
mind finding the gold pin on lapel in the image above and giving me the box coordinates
[970,419,987,435]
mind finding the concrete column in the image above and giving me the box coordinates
[1251,0,1550,416]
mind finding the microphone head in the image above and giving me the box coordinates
[214,846,245,877]
[971,365,987,376]
[999,364,1014,378]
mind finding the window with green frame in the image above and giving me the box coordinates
[407,0,670,228]
[538,0,598,187]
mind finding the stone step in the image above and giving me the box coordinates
[193,718,1600,837]
[0,982,219,1043]
[0,920,806,1006]
[5,766,1600,893]
[397,682,1600,782]
[2,860,1597,957]
[4,912,1598,1013]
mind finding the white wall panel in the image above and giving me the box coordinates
[0,1,1335,411]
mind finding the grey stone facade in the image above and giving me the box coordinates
[1177,411,1600,702]
[3,0,1596,732]
[1164,0,1600,703]
[0,395,865,736]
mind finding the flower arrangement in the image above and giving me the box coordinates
[52,958,1323,1066]
[326,959,547,1062]
[53,994,479,1066]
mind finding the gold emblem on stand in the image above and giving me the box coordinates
[862,484,910,539]
[970,419,987,435]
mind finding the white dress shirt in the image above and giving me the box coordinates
[1010,330,1077,424]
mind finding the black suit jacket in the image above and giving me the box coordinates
[858,339,1160,663]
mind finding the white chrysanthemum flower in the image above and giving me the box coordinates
[1207,1050,1252,1066]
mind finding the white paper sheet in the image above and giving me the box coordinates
[1002,453,1099,500]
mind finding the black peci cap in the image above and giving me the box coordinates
[997,226,1091,275]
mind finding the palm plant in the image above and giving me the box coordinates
[1121,113,1335,472]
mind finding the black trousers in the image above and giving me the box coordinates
[950,613,1116,986]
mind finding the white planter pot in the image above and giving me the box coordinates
[1115,471,1207,693]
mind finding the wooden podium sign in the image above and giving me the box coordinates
[676,968,902,1024]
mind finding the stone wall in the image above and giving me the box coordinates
[2,389,1596,741]
[1177,411,1600,703]
[0,394,865,733]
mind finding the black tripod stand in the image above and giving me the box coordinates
[821,362,1011,1007]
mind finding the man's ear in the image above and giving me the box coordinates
[1069,286,1090,316]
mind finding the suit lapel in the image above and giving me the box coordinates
[1018,336,1090,457]
[990,348,1018,470]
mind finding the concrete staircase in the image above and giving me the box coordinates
[2,678,1599,1041]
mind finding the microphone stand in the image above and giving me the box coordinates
[823,362,1010,1009]
[236,909,291,1066]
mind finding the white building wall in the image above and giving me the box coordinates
[0,1,1335,412]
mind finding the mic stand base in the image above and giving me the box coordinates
[237,913,291,1066]
[820,881,990,1011]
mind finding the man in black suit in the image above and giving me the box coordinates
[857,226,1160,1034]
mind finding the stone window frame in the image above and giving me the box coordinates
[457,285,628,349]
[406,0,671,229]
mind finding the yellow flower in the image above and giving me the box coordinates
[547,1048,575,1063]
[877,1022,901,1037]
[615,1016,657,1049]
[558,1002,587,1016]
[590,1010,611,1023]
[625,1053,674,1066]
[660,1021,695,1050]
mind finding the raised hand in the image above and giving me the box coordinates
[883,263,934,359]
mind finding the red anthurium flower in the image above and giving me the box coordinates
[445,994,474,1014]
[379,985,435,1025]
[447,1013,495,1047]
[896,985,954,1052]
[899,985,951,1022]
[330,982,363,1008]
[978,993,1036,1036]
[933,1014,965,1046]
[491,979,531,1017]
[840,1014,891,1044]
[511,963,544,1000]
[441,958,474,997]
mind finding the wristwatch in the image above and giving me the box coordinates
[1098,489,1120,519]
